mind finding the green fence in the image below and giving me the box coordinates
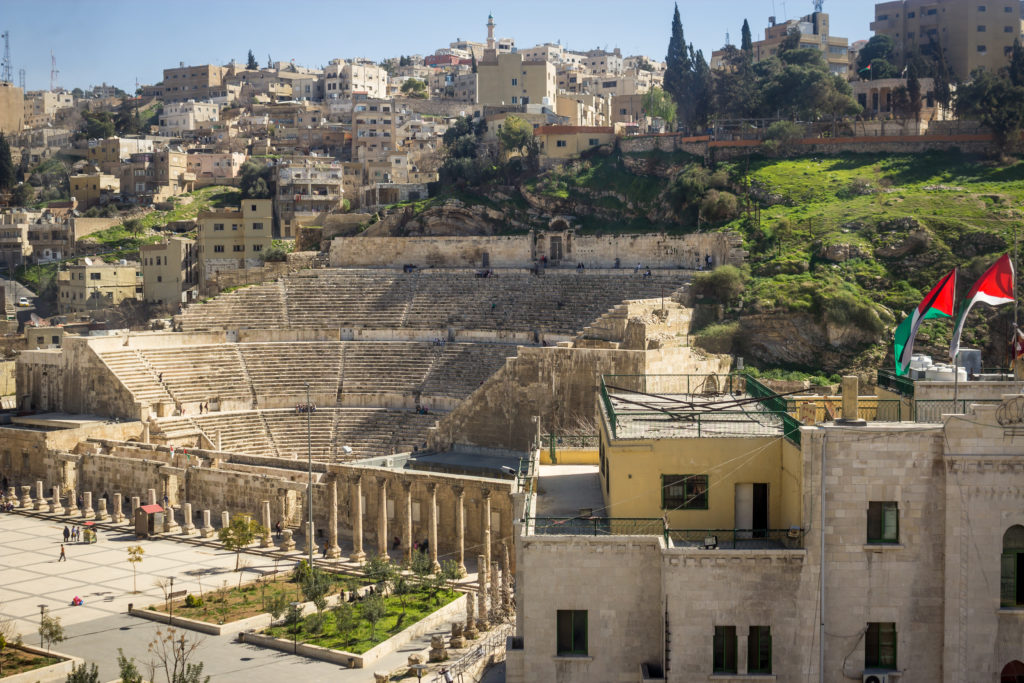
[667,528,804,550]
[877,369,914,397]
[602,373,748,397]
[533,516,666,541]
[745,376,803,447]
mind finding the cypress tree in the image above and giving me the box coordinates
[741,19,753,53]
[663,3,691,129]
[0,134,14,192]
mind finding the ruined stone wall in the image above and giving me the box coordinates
[17,340,139,418]
[0,421,142,487]
[330,235,529,268]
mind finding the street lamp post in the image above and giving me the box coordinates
[168,576,175,623]
[37,604,47,647]
[306,382,313,568]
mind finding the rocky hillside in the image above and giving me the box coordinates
[364,147,1024,375]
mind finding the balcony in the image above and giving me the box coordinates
[529,516,804,550]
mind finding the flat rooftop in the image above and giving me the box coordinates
[7,413,123,430]
[607,392,786,440]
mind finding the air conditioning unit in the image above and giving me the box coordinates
[863,671,898,683]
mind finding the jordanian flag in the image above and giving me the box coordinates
[950,253,1015,360]
[894,268,957,376]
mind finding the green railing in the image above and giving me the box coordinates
[877,369,915,397]
[667,528,805,550]
[603,373,747,397]
[600,376,617,438]
[914,399,1002,423]
[745,375,803,447]
[533,516,666,541]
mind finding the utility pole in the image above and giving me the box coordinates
[0,32,11,84]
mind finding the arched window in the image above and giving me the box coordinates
[1001,525,1024,608]
[1001,660,1024,683]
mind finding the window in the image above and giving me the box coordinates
[90,272,101,280]
[556,610,587,655]
[1006,25,1015,32]
[876,13,889,20]
[233,245,244,252]
[252,222,264,230]
[511,97,518,104]
[908,11,915,17]
[979,45,988,52]
[1007,5,1015,11]
[156,276,162,283]
[979,24,988,31]
[979,4,987,10]
[253,244,263,252]
[1001,525,1024,607]
[511,78,518,86]
[747,626,772,673]
[213,245,224,253]
[927,7,937,14]
[865,622,897,669]
[556,140,567,147]
[588,138,599,146]
[213,223,224,231]
[662,474,708,510]
[867,501,899,543]
[713,626,737,673]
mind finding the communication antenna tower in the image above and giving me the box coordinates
[50,49,59,92]
[726,31,731,46]
[19,68,25,90]
[813,0,824,12]
[1,31,11,83]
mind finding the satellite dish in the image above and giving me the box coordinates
[83,257,93,266]
[30,313,45,326]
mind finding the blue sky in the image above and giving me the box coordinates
[4,0,875,92]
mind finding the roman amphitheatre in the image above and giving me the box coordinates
[5,230,736,571]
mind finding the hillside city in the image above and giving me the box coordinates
[1,1,1024,682]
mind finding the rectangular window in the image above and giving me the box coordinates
[978,44,988,52]
[588,138,599,146]
[979,4,987,10]
[867,501,899,543]
[713,626,737,673]
[1007,5,1014,11]
[556,610,587,655]
[252,222,264,230]
[556,140,567,147]
[748,626,772,674]
[213,245,224,253]
[865,622,897,669]
[662,474,708,510]
[89,272,101,280]
[511,78,518,86]
[253,244,263,252]
[978,24,987,31]
[213,223,224,231]
[1006,25,1015,31]
[233,245,244,252]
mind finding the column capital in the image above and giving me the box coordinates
[452,485,464,498]
[350,474,363,487]
[401,480,412,493]
[426,482,437,494]
[482,488,491,500]
[377,477,388,491]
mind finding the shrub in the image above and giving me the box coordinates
[694,322,740,354]
[691,265,745,304]
[815,290,885,336]
[184,594,203,609]
[699,190,739,223]
[762,121,804,157]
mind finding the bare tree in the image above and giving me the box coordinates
[146,627,209,683]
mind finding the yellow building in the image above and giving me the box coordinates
[533,126,616,159]
[871,0,1023,80]
[0,81,24,135]
[161,63,228,102]
[713,11,849,77]
[196,199,273,291]
[478,52,557,107]
[140,236,197,306]
[597,374,802,536]
[57,259,142,313]
[69,173,120,210]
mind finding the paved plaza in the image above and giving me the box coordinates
[0,511,478,682]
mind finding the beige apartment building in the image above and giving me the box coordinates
[119,149,195,201]
[533,125,616,159]
[158,100,220,136]
[478,52,557,107]
[322,60,389,100]
[352,98,398,161]
[86,137,156,174]
[161,63,228,102]
[196,199,272,290]
[24,91,74,119]
[140,236,196,306]
[0,81,24,135]
[69,173,119,210]
[871,0,1024,80]
[57,259,141,313]
[276,161,345,236]
[185,150,246,180]
[713,11,850,76]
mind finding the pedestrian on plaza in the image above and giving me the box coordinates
[58,544,66,562]
[63,525,70,542]
[321,542,328,558]
[275,520,282,539]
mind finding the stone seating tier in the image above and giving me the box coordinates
[178,269,690,335]
[153,408,438,461]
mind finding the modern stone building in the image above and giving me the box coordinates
[140,236,197,306]
[195,198,272,291]
[57,258,141,313]
[507,375,1024,682]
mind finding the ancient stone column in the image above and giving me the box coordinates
[377,478,388,560]
[490,560,501,621]
[326,478,341,559]
[112,493,123,523]
[260,500,272,548]
[49,486,63,514]
[200,509,214,538]
[463,592,478,639]
[454,486,466,575]
[842,375,859,421]
[427,483,439,571]
[502,543,513,613]
[476,554,489,630]
[6,486,15,503]
[402,481,413,564]
[66,488,79,516]
[17,485,29,508]
[82,492,94,519]
[164,505,180,533]
[147,488,157,506]
[351,476,365,563]
[221,511,230,529]
[96,497,108,521]
[481,489,492,569]
[279,528,296,551]
[34,481,45,510]
[303,521,315,556]
[182,503,195,535]
[449,621,466,649]
[130,496,141,521]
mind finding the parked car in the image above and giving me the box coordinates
[18,297,30,307]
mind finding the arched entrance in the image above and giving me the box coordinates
[1001,660,1024,683]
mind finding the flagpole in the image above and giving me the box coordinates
[1015,223,1021,382]
[953,266,959,408]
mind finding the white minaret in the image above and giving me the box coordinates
[486,13,496,54]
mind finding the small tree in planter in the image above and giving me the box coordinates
[218,516,266,572]
[361,594,387,641]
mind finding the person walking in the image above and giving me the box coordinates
[63,526,70,542]
[58,544,66,562]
